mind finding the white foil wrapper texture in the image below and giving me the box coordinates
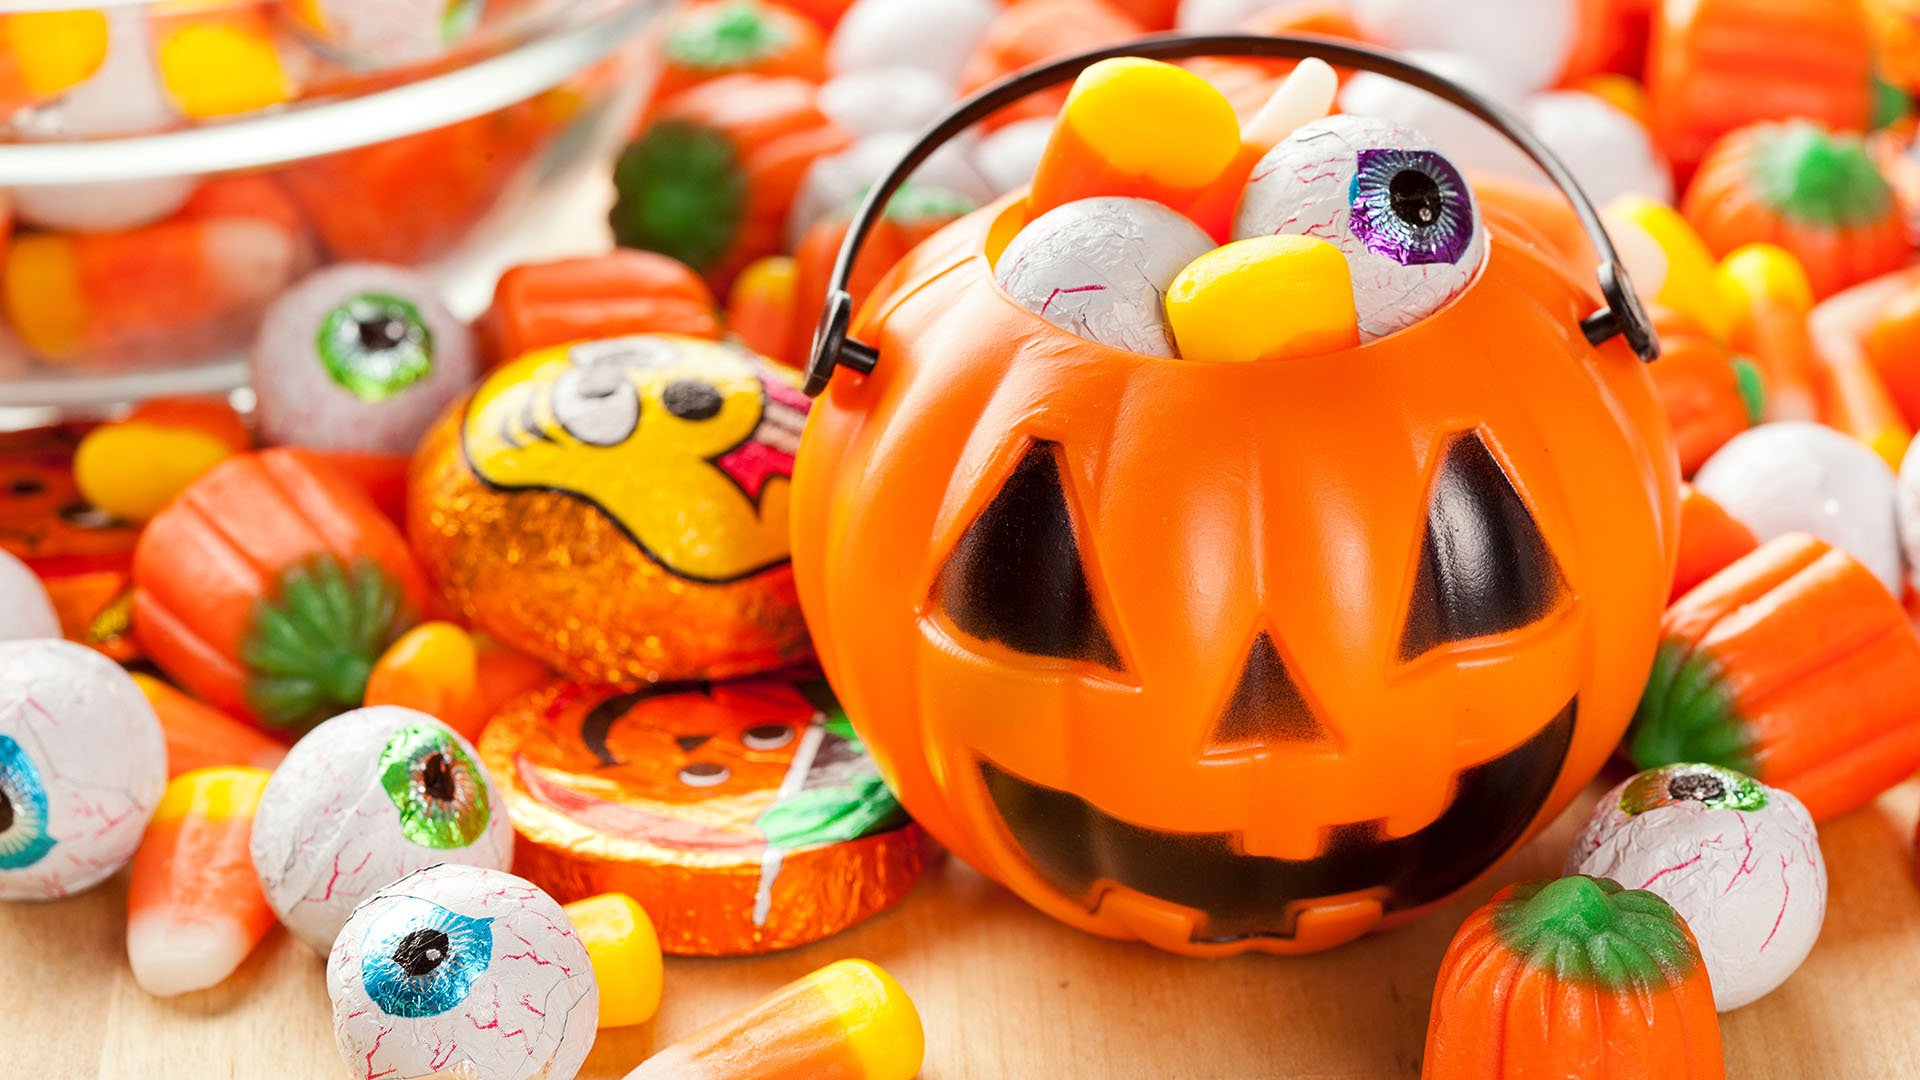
[1566,763,1826,1011]
[0,639,166,899]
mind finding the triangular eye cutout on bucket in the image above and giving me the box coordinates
[1399,432,1568,662]
[934,440,1123,670]
[1210,632,1335,749]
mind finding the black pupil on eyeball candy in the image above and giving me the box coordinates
[357,312,412,354]
[393,928,452,977]
[1667,772,1726,803]
[1389,168,1443,228]
[0,788,12,834]
[420,752,457,802]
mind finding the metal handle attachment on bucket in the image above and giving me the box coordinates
[802,31,1659,397]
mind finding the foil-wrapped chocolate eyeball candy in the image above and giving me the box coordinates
[1565,762,1826,1011]
[249,706,513,952]
[0,639,167,900]
[1234,113,1487,342]
[0,550,60,643]
[995,196,1215,358]
[252,263,478,455]
[328,864,598,1080]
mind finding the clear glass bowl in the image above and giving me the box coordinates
[0,0,668,410]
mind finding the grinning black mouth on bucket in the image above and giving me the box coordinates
[978,699,1576,944]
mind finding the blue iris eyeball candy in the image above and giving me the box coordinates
[251,262,478,455]
[1234,113,1487,342]
[0,639,166,900]
[328,864,599,1080]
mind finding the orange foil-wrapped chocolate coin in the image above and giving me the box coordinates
[478,675,928,955]
[0,425,142,660]
[408,334,814,684]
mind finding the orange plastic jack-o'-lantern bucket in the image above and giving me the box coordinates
[790,35,1681,957]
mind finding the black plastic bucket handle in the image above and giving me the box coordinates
[802,31,1659,397]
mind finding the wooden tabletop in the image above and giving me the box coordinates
[8,776,1919,1079]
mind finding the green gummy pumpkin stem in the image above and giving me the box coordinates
[1493,876,1701,992]
[1628,638,1759,775]
[239,555,412,734]
[1751,122,1892,227]
[609,121,747,275]
[1731,356,1768,424]
[664,0,786,70]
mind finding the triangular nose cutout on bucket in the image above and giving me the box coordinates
[934,440,1123,670]
[1210,632,1335,749]
[1399,431,1568,662]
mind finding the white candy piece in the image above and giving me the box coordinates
[250,707,514,953]
[829,0,997,86]
[0,639,166,900]
[1527,90,1673,206]
[0,551,60,643]
[291,0,474,68]
[973,118,1055,198]
[788,131,993,248]
[1693,422,1903,596]
[1566,763,1826,1011]
[9,10,193,232]
[1352,0,1578,95]
[996,197,1214,358]
[1897,436,1920,597]
[1235,113,1487,341]
[819,66,954,137]
[329,864,598,1080]
[1337,50,1534,181]
[252,262,478,455]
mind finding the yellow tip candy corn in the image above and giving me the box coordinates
[1605,194,1735,343]
[1028,57,1241,220]
[126,766,276,997]
[152,8,294,119]
[624,959,924,1080]
[1166,235,1360,363]
[1,10,110,101]
[564,893,664,1028]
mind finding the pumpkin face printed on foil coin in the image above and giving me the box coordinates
[410,334,814,684]
[791,187,1680,956]
[0,426,142,659]
[478,676,926,955]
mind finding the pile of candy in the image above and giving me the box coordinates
[11,0,1920,1076]
[0,0,643,372]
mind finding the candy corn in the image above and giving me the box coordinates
[1027,57,1241,221]
[564,893,664,1028]
[74,397,251,523]
[728,255,799,365]
[126,766,277,996]
[0,10,109,116]
[3,177,306,364]
[1605,194,1737,344]
[624,959,924,1080]
[1717,243,1820,422]
[132,673,288,778]
[1809,266,1920,467]
[1166,235,1360,364]
[151,4,297,120]
[363,622,552,743]
[1186,57,1339,240]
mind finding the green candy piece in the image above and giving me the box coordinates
[1749,121,1894,228]
[240,555,412,733]
[1619,762,1770,815]
[376,722,492,850]
[664,0,790,71]
[609,121,748,275]
[1627,638,1759,776]
[1730,356,1767,424]
[1491,876,1702,991]
[316,293,434,403]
